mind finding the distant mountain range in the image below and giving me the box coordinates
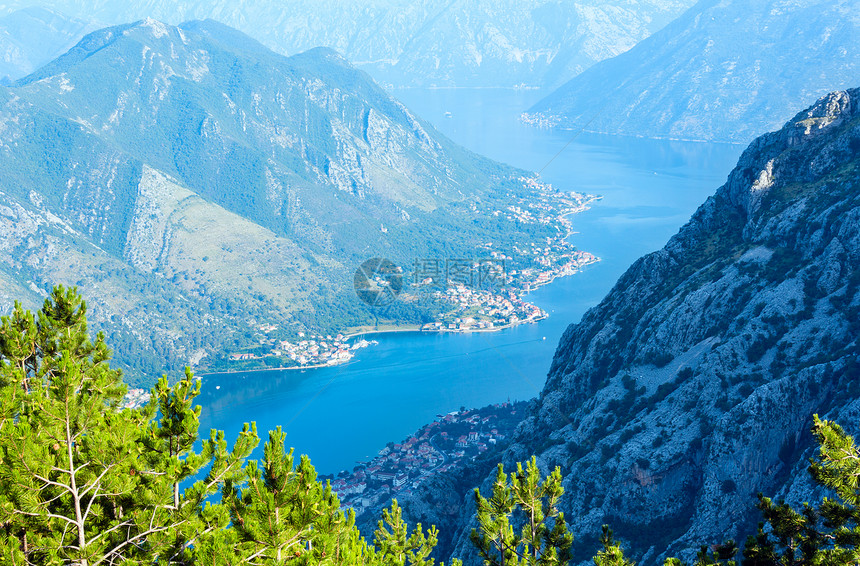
[0,6,95,82]
[0,0,697,88]
[0,18,562,383]
[525,0,859,142]
[399,89,860,563]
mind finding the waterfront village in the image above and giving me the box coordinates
[320,401,528,518]
[228,329,378,368]
[223,179,599,367]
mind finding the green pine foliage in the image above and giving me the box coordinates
[0,286,259,565]
[373,499,461,566]
[470,456,573,566]
[222,426,369,564]
[593,525,635,566]
[0,286,454,565]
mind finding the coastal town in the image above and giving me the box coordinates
[223,178,599,367]
[228,329,378,369]
[420,286,547,331]
[319,401,527,518]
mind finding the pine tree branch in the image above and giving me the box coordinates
[29,472,76,497]
[14,509,79,529]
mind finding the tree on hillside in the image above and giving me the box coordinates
[0,286,257,565]
[593,525,635,566]
[470,456,573,566]
[374,499,460,566]
[739,415,860,565]
[140,369,258,562]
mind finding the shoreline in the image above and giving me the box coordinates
[207,188,600,377]
[196,360,348,377]
[203,254,600,377]
[198,313,557,377]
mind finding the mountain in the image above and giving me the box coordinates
[395,89,860,563]
[0,18,571,383]
[1,0,697,89]
[524,0,859,143]
[0,7,95,82]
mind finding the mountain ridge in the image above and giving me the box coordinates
[0,18,580,383]
[525,0,859,143]
[0,0,698,88]
[394,88,860,564]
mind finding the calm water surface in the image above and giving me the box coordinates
[196,89,743,474]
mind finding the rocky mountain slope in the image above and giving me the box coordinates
[525,0,859,143]
[0,19,561,383]
[0,7,94,82]
[396,89,860,563]
[2,0,696,88]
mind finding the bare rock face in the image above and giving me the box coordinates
[401,89,860,564]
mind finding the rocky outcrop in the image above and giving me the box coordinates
[402,89,860,563]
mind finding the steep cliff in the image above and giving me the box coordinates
[399,89,860,563]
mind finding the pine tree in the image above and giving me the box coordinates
[593,525,634,566]
[0,286,258,565]
[222,426,371,564]
[694,541,737,566]
[0,286,157,564]
[471,462,519,566]
[141,369,258,563]
[470,457,573,566]
[373,499,457,566]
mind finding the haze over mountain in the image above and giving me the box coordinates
[0,6,94,82]
[0,0,697,88]
[0,18,558,382]
[525,0,859,143]
[397,89,860,563]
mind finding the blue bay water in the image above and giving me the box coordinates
[196,89,744,474]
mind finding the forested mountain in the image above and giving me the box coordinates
[398,90,860,563]
[0,18,559,383]
[0,7,94,82]
[0,0,697,88]
[525,0,859,143]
